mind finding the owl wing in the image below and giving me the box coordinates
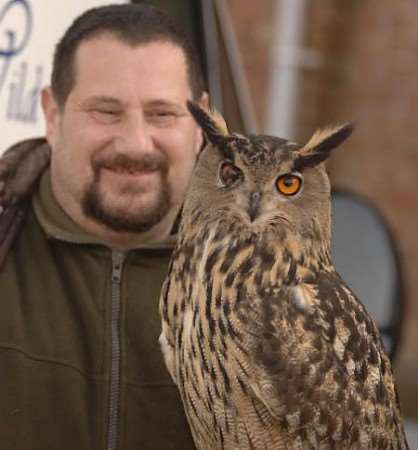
[159,238,199,386]
[159,256,180,385]
[242,271,407,447]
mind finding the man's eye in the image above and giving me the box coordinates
[97,109,119,116]
[90,109,120,123]
[147,111,177,123]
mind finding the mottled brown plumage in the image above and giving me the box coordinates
[159,102,408,450]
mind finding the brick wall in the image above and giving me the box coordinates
[227,0,418,418]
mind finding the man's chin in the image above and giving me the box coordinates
[82,189,171,234]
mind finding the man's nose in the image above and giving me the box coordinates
[115,112,155,154]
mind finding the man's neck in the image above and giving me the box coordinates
[83,212,178,250]
[53,190,179,250]
[70,205,177,250]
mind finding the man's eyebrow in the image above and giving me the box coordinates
[80,96,122,108]
[145,99,185,110]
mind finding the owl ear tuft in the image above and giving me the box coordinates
[187,101,229,146]
[293,123,354,171]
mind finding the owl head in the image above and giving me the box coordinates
[185,101,353,248]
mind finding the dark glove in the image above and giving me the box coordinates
[0,137,51,215]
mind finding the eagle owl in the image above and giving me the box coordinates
[159,102,408,450]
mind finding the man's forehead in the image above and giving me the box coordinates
[71,34,192,102]
[75,33,187,65]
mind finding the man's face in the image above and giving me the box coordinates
[43,35,204,233]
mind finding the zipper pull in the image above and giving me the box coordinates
[111,251,125,283]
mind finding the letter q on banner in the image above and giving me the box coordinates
[0,0,127,153]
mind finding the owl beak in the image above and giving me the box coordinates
[248,191,262,222]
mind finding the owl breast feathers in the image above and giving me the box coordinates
[159,102,409,450]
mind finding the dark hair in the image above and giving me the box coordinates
[51,3,204,107]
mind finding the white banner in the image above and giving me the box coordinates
[0,0,127,152]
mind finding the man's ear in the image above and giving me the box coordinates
[199,91,209,110]
[193,91,210,155]
[41,87,61,148]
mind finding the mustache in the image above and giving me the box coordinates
[92,152,168,174]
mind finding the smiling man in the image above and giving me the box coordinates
[44,21,204,249]
[0,4,206,450]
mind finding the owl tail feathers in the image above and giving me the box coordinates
[187,100,229,146]
[293,123,354,171]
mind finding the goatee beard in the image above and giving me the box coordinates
[81,152,172,233]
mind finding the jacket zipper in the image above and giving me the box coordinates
[107,251,126,450]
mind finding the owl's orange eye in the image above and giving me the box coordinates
[276,174,302,196]
[219,161,243,187]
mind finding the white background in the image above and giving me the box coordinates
[0,0,127,152]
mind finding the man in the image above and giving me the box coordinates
[0,4,208,449]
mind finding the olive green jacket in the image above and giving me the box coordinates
[0,171,195,450]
